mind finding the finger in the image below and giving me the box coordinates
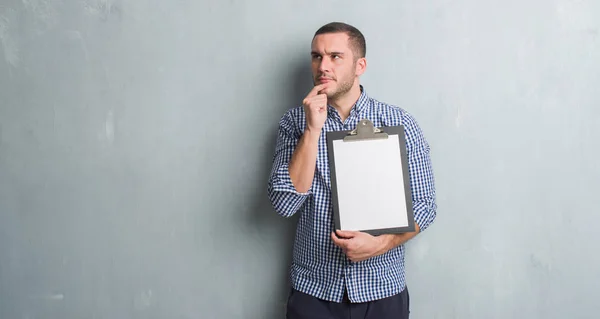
[335,229,358,239]
[307,84,327,97]
[315,95,328,103]
[303,93,327,109]
[331,231,341,244]
[311,100,326,109]
[331,231,348,248]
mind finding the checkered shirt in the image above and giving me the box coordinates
[267,85,437,303]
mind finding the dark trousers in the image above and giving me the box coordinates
[286,287,410,319]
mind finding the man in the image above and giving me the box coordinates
[267,22,437,319]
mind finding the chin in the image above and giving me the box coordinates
[322,84,335,93]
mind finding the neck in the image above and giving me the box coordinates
[329,82,361,122]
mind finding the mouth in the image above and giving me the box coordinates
[318,77,333,83]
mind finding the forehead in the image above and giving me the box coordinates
[311,32,351,53]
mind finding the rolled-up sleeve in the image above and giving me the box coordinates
[404,114,437,232]
[267,112,311,218]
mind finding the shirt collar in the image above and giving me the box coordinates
[353,85,369,115]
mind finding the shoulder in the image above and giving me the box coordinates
[366,96,429,151]
[281,105,305,120]
[277,105,306,136]
[366,96,421,130]
[279,105,305,125]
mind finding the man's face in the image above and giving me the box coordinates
[310,32,362,99]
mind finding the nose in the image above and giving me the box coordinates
[318,57,332,73]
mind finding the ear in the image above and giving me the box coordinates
[355,57,367,76]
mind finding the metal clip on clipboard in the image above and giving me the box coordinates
[343,119,389,142]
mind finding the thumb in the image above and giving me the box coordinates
[335,229,358,239]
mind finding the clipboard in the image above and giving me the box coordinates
[326,119,415,236]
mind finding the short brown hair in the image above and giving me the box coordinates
[314,22,366,60]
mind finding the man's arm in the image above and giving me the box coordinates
[289,83,328,192]
[267,112,317,218]
[288,129,320,193]
[382,114,437,249]
[268,84,328,218]
[381,223,420,250]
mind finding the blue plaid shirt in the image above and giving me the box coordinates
[267,85,437,303]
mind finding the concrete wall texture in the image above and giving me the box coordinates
[1,0,599,318]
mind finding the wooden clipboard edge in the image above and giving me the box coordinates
[325,120,416,235]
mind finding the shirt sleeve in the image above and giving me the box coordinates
[267,111,311,218]
[403,114,437,232]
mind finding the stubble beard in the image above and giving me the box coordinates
[317,61,357,101]
[327,77,354,100]
[313,74,355,101]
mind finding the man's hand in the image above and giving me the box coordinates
[288,84,329,193]
[302,84,328,133]
[331,227,420,262]
[331,230,389,262]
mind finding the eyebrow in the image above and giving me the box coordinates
[311,51,345,56]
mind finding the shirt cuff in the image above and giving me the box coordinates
[269,163,311,196]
